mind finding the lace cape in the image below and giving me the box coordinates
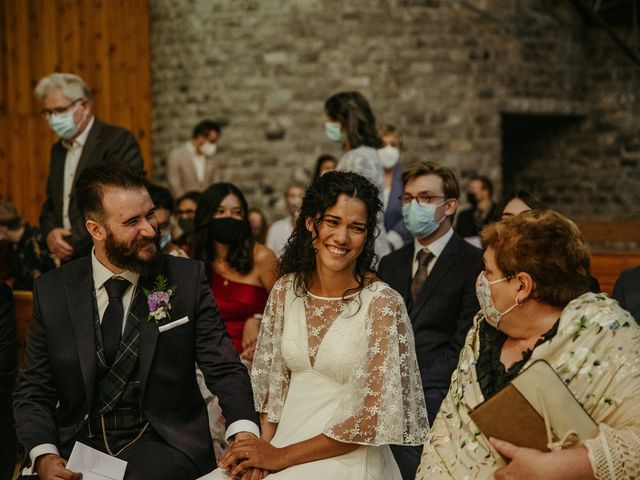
[251,274,429,446]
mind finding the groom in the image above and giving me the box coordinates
[14,166,259,480]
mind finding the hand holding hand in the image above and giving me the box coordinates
[36,454,82,480]
[46,228,74,261]
[219,436,284,476]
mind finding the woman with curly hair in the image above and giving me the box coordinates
[324,91,391,259]
[209,171,428,480]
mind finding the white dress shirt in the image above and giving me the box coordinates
[411,227,454,277]
[266,217,294,258]
[62,116,94,230]
[186,141,206,184]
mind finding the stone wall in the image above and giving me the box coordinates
[149,0,640,221]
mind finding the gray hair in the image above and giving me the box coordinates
[34,73,92,101]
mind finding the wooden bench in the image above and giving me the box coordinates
[590,251,640,296]
[13,290,33,365]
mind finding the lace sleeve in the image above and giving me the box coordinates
[250,277,290,423]
[584,424,640,479]
[323,287,429,446]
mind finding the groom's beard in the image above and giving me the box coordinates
[105,229,162,274]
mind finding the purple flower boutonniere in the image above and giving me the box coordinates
[143,274,176,324]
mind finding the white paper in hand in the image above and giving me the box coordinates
[66,442,127,480]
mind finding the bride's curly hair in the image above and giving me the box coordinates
[279,171,382,297]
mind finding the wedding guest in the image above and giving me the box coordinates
[205,171,428,479]
[311,154,337,183]
[144,182,187,258]
[417,210,640,480]
[266,183,305,258]
[173,190,201,255]
[248,208,268,244]
[456,174,497,246]
[36,73,144,262]
[191,183,277,360]
[0,198,56,290]
[167,120,222,199]
[496,190,541,220]
[379,124,412,250]
[324,91,390,259]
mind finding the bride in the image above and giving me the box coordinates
[205,171,428,479]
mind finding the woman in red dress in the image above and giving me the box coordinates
[192,183,278,360]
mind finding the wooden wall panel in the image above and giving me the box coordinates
[0,0,152,225]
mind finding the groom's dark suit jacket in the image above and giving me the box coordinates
[14,254,257,473]
[379,233,482,406]
[39,119,144,259]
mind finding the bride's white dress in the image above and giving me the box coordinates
[200,275,428,479]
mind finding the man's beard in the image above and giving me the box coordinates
[104,230,163,274]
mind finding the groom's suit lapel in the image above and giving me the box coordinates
[65,257,97,411]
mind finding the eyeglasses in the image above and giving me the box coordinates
[399,193,446,206]
[40,98,83,119]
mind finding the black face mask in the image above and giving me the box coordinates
[467,192,478,208]
[209,217,245,245]
[178,217,195,233]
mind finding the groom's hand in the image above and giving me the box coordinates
[36,454,82,480]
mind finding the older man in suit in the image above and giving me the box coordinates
[14,166,259,480]
[36,73,144,263]
[378,162,482,480]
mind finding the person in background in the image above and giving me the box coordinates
[145,182,187,258]
[248,208,268,244]
[266,183,305,258]
[456,174,497,246]
[379,124,412,250]
[496,190,541,220]
[417,210,640,480]
[311,154,337,183]
[324,91,390,260]
[172,190,201,255]
[36,72,144,263]
[191,183,277,360]
[378,162,482,480]
[613,266,640,323]
[0,280,16,480]
[0,198,56,290]
[167,120,222,199]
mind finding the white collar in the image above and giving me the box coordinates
[412,227,454,265]
[91,248,140,290]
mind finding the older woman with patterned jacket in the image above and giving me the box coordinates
[417,210,640,480]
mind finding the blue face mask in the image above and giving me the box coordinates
[159,231,172,250]
[324,121,343,142]
[47,103,81,139]
[402,199,447,239]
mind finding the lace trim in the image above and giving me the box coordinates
[585,424,640,479]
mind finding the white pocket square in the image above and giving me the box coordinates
[158,316,189,332]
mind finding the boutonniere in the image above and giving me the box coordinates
[142,274,176,324]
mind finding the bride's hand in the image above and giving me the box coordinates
[219,437,285,475]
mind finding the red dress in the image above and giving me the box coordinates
[210,271,269,353]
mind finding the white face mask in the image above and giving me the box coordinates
[48,102,82,139]
[200,142,217,157]
[475,272,521,329]
[378,145,400,169]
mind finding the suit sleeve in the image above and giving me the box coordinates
[612,272,628,310]
[433,255,481,378]
[192,262,259,427]
[0,283,16,432]
[106,128,145,177]
[166,150,183,199]
[13,279,60,456]
[39,147,59,238]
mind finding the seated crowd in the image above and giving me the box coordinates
[0,72,638,480]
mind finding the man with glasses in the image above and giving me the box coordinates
[378,161,482,480]
[35,73,144,263]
